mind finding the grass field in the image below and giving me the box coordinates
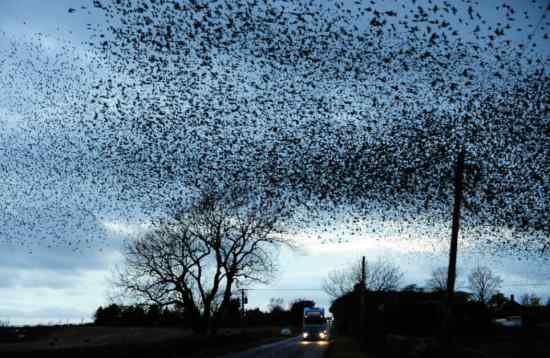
[0,324,285,357]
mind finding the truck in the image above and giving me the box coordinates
[301,307,329,341]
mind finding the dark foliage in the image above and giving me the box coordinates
[330,288,480,341]
[94,304,185,327]
[288,299,315,329]
[331,286,550,357]
[216,298,242,328]
[93,298,308,329]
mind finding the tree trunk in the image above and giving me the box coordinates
[212,275,235,331]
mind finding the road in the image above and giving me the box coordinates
[220,337,329,358]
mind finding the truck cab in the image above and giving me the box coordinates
[302,307,329,341]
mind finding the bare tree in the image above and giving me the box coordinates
[322,267,360,301]
[322,258,403,300]
[115,190,288,334]
[268,297,285,313]
[520,293,542,306]
[427,267,457,292]
[467,266,503,304]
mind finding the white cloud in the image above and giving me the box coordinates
[101,220,148,237]
[0,269,114,326]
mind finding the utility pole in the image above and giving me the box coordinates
[444,148,465,350]
[447,148,465,304]
[360,256,366,350]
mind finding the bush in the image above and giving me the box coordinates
[383,300,447,337]
[121,305,147,325]
[330,290,450,338]
[522,305,550,328]
[94,304,122,325]
[330,289,491,344]
[94,304,186,326]
[452,301,492,335]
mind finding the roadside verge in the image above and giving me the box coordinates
[324,336,372,358]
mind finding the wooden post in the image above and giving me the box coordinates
[360,256,366,350]
[444,148,465,350]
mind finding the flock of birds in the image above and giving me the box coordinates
[0,0,549,257]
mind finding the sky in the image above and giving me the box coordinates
[1,0,550,325]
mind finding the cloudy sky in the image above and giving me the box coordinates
[1,0,550,325]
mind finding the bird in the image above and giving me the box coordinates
[0,0,548,259]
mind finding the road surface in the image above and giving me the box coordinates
[220,337,329,358]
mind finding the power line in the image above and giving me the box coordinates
[235,282,550,295]
[457,283,550,289]
[240,285,550,296]
[500,283,550,287]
